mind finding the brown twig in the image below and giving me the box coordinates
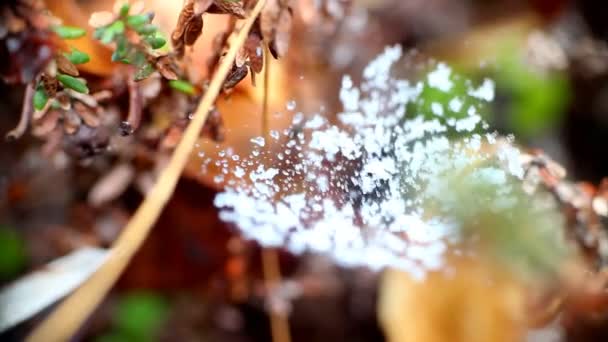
[6,82,35,141]
[26,1,268,341]
[119,72,143,136]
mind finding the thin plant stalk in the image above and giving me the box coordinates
[26,1,268,341]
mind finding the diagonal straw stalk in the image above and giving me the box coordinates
[27,1,267,341]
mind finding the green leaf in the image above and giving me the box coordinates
[135,24,158,36]
[126,14,151,29]
[33,87,48,110]
[145,36,166,49]
[119,3,131,17]
[114,292,168,340]
[0,226,27,279]
[53,25,87,39]
[57,74,89,94]
[65,48,90,65]
[134,63,155,81]
[112,35,129,62]
[100,20,125,44]
[169,80,196,95]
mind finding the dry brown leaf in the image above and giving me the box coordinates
[172,0,211,57]
[379,259,527,342]
[55,54,80,77]
[238,27,264,72]
[183,14,203,46]
[210,0,246,18]
[223,63,248,90]
[260,0,294,59]
[155,55,179,80]
[73,102,100,127]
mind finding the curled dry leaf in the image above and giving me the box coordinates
[55,54,79,77]
[88,163,136,207]
[155,55,179,80]
[237,26,264,73]
[172,0,210,57]
[183,12,204,46]
[209,0,247,19]
[260,0,293,59]
[223,63,248,90]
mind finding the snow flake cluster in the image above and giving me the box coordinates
[210,46,528,278]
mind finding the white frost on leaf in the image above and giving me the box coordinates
[211,46,530,278]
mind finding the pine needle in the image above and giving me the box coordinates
[26,1,267,341]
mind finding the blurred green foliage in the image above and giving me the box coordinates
[96,291,169,342]
[409,66,486,122]
[494,45,570,138]
[430,164,570,279]
[0,226,27,280]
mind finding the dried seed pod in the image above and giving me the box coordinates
[222,63,248,91]
[155,55,179,80]
[244,28,263,73]
[55,53,79,77]
[40,73,58,97]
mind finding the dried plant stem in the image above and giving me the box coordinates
[262,248,292,342]
[26,1,267,341]
[262,47,270,138]
[259,46,291,342]
[6,82,35,141]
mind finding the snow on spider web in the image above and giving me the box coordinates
[210,46,526,279]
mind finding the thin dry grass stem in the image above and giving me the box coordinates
[26,1,268,341]
[262,47,270,139]
[6,82,35,141]
[260,45,291,342]
[262,248,292,342]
